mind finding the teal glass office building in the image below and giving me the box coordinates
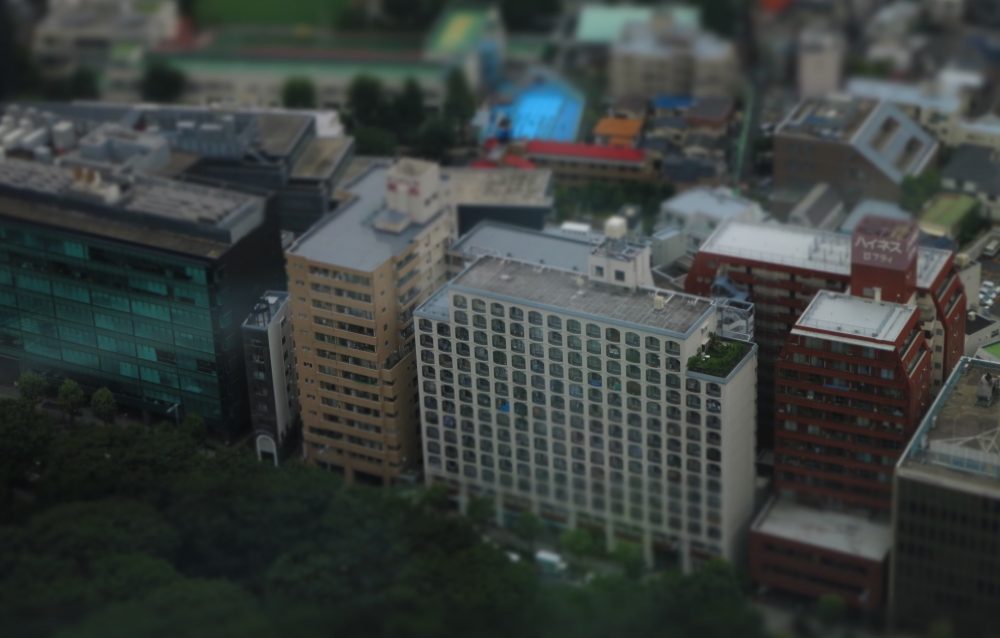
[0,159,284,436]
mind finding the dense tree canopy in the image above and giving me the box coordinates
[140,62,187,103]
[0,404,766,638]
[282,76,317,109]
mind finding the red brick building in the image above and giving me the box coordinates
[686,217,965,455]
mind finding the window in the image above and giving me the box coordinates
[594,266,604,277]
[614,270,625,282]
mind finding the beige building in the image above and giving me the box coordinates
[285,159,456,484]
[609,12,738,100]
[797,29,844,98]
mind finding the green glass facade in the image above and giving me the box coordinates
[0,219,249,431]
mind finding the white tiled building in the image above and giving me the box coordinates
[414,239,758,571]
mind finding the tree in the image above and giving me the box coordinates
[18,372,47,406]
[391,78,426,143]
[611,542,644,579]
[68,67,99,99]
[90,388,116,424]
[443,69,475,142]
[501,0,561,30]
[57,379,86,426]
[381,0,445,30]
[0,0,17,100]
[413,115,455,162]
[281,77,317,109]
[901,169,941,213]
[559,528,600,557]
[140,62,186,103]
[354,126,397,155]
[180,414,206,445]
[465,496,495,530]
[347,75,387,128]
[815,593,846,627]
[512,512,543,548]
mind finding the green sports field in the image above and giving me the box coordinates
[195,0,351,27]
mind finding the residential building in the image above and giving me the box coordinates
[32,0,179,78]
[0,156,284,436]
[609,8,738,100]
[567,4,656,67]
[839,199,911,233]
[242,291,298,466]
[797,29,845,99]
[787,183,846,231]
[687,217,966,455]
[890,357,1000,636]
[511,141,656,185]
[941,144,1000,220]
[286,158,456,485]
[773,95,938,206]
[964,311,1000,355]
[593,117,645,149]
[414,230,758,570]
[658,187,767,255]
[845,77,963,144]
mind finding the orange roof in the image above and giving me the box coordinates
[593,117,643,139]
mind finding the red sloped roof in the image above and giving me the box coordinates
[759,0,792,13]
[523,140,646,163]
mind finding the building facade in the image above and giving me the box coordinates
[0,159,283,437]
[414,240,758,570]
[687,218,966,457]
[286,159,455,485]
[891,357,1000,635]
[242,291,298,466]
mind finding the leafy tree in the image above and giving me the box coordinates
[443,69,475,142]
[347,75,387,128]
[512,512,543,548]
[90,388,116,424]
[0,0,17,100]
[354,126,397,155]
[901,169,941,213]
[815,593,846,626]
[140,62,186,103]
[413,115,455,162]
[69,67,99,99]
[611,542,644,578]
[559,528,601,557]
[180,413,206,445]
[18,371,47,405]
[501,0,561,30]
[0,399,53,512]
[926,619,955,638]
[465,496,495,530]
[391,78,426,143]
[281,76,317,109]
[57,379,85,426]
[381,0,445,30]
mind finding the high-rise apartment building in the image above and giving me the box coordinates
[286,159,455,485]
[687,217,966,455]
[749,291,934,611]
[414,224,758,570]
[0,158,283,436]
[242,291,298,466]
[890,357,1000,636]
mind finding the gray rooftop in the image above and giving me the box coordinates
[752,495,892,562]
[451,221,595,272]
[289,161,445,271]
[450,257,714,337]
[942,144,1000,197]
[700,221,951,291]
[840,199,910,233]
[0,157,264,255]
[445,168,553,208]
[900,357,1000,494]
[795,290,916,345]
[291,137,354,181]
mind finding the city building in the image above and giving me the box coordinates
[787,183,846,231]
[446,168,553,236]
[923,0,965,26]
[845,77,963,144]
[941,144,1000,220]
[890,357,1000,635]
[773,95,938,206]
[839,199,911,233]
[593,117,645,149]
[917,193,979,241]
[0,156,284,436]
[12,102,355,234]
[965,0,1000,27]
[964,311,1000,355]
[286,158,456,485]
[658,187,767,255]
[567,4,656,67]
[32,0,179,79]
[687,218,966,455]
[609,8,738,100]
[242,291,298,466]
[414,220,758,570]
[512,140,656,184]
[797,29,845,99]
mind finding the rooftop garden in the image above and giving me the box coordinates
[687,335,751,378]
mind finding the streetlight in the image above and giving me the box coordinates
[166,402,181,427]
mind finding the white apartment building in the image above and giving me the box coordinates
[414,232,758,571]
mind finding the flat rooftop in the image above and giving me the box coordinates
[662,187,757,220]
[840,199,910,233]
[846,77,961,115]
[779,95,877,142]
[445,168,553,208]
[795,290,916,345]
[753,495,892,562]
[451,221,596,272]
[699,221,950,290]
[289,161,443,271]
[900,358,1000,493]
[919,193,978,231]
[451,257,714,337]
